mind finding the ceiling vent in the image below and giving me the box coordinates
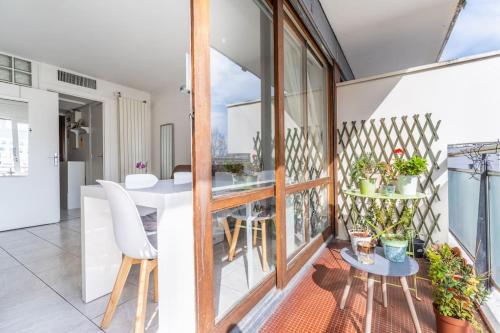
[57,70,97,90]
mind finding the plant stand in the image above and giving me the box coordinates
[343,189,426,300]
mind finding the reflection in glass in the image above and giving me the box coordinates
[489,175,500,286]
[284,24,328,184]
[449,171,480,254]
[212,198,276,319]
[306,50,328,180]
[0,98,29,176]
[286,191,306,258]
[286,185,329,261]
[284,26,306,184]
[210,0,274,195]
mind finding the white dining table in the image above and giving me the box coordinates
[80,174,275,332]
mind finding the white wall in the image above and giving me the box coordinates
[36,61,151,182]
[150,90,191,177]
[337,52,500,242]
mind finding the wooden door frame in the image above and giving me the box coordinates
[190,0,338,331]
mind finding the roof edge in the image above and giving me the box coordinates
[436,0,466,61]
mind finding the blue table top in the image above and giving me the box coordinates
[340,247,419,277]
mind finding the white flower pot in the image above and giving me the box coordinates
[397,175,418,195]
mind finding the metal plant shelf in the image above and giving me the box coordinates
[343,188,426,301]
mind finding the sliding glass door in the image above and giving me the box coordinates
[190,0,336,331]
[209,0,276,321]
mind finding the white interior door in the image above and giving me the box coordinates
[0,86,59,231]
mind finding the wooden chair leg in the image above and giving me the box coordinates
[222,217,232,247]
[261,221,269,271]
[153,265,159,303]
[101,255,134,329]
[135,260,154,333]
[228,219,242,261]
[253,225,258,246]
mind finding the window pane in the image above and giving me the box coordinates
[284,26,306,184]
[306,50,328,180]
[489,174,500,286]
[286,184,329,262]
[286,191,306,259]
[449,170,480,255]
[309,184,329,238]
[0,119,14,175]
[212,198,276,319]
[210,0,274,196]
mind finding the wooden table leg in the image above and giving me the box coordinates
[365,273,375,333]
[261,221,269,272]
[381,275,387,308]
[340,266,354,309]
[400,277,422,333]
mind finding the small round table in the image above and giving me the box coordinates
[340,247,422,333]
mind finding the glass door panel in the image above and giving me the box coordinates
[210,0,274,196]
[212,198,276,319]
[306,50,328,180]
[284,25,306,185]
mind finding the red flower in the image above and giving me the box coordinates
[393,148,404,155]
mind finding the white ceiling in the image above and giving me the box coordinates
[0,0,461,90]
[0,0,190,93]
[320,0,461,78]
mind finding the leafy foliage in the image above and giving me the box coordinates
[427,244,489,332]
[223,162,244,175]
[365,202,413,241]
[351,154,378,184]
[394,155,427,176]
[377,162,398,184]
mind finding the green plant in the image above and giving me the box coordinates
[377,162,398,184]
[223,162,245,175]
[351,154,377,184]
[394,155,427,176]
[365,203,414,241]
[427,244,489,332]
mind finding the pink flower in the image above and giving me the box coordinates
[136,161,146,169]
[393,148,404,155]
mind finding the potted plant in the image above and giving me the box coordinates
[377,161,398,196]
[223,162,257,184]
[427,244,488,333]
[366,203,413,262]
[348,216,372,256]
[393,148,427,195]
[351,154,378,195]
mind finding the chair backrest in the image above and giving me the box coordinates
[173,171,192,184]
[97,180,157,259]
[125,174,159,189]
[171,164,191,179]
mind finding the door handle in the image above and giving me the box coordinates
[49,153,59,166]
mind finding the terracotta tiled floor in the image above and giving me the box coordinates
[261,241,442,333]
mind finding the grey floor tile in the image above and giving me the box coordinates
[92,298,159,333]
[0,248,20,271]
[0,265,94,333]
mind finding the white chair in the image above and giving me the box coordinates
[125,173,159,189]
[173,171,192,184]
[125,174,158,233]
[97,180,158,333]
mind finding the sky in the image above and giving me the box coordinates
[210,48,260,140]
[441,0,500,60]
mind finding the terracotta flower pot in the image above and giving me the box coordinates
[434,306,471,333]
